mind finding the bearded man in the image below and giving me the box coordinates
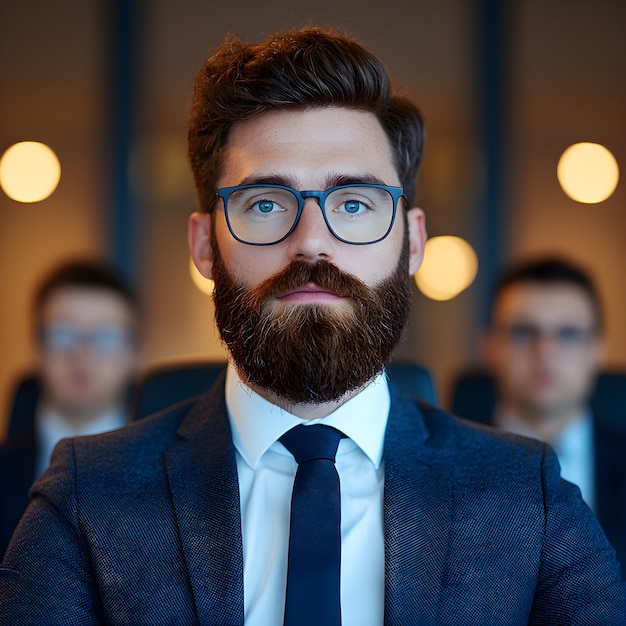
[1,27,624,625]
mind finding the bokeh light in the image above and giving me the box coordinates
[0,141,61,202]
[415,236,478,301]
[557,142,619,203]
[189,257,214,296]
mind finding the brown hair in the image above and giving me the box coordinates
[34,259,138,334]
[490,256,604,331]
[187,27,426,210]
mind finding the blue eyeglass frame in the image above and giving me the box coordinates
[215,183,405,246]
[39,325,135,355]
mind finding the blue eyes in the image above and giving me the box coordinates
[40,325,133,355]
[502,324,594,347]
[343,200,362,214]
[250,198,366,215]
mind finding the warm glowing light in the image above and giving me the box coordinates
[0,141,61,202]
[189,257,214,295]
[557,142,619,203]
[415,236,478,301]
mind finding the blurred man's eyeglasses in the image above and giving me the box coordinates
[215,183,404,246]
[497,323,598,349]
[40,325,134,357]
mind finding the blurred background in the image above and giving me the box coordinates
[1,0,625,437]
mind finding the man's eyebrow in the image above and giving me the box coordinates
[324,173,389,188]
[236,173,390,189]
[238,174,297,187]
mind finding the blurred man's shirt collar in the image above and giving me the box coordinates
[35,406,127,479]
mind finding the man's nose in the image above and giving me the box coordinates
[532,334,561,360]
[62,341,95,365]
[286,199,336,262]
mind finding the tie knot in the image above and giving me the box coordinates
[279,424,344,464]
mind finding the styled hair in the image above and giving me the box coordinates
[34,259,138,331]
[490,256,603,331]
[187,27,426,210]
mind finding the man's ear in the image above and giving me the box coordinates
[188,212,214,280]
[406,207,427,276]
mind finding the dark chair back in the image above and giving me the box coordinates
[387,361,438,406]
[450,368,497,426]
[4,373,40,442]
[131,360,438,421]
[451,367,626,433]
[131,361,227,421]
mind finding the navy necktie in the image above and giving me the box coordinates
[279,424,344,626]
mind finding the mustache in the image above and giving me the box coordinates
[248,260,374,303]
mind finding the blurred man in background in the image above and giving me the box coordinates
[0,259,139,557]
[483,256,626,569]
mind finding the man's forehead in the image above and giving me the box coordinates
[219,107,398,187]
[232,170,389,190]
[41,287,135,324]
[494,282,597,324]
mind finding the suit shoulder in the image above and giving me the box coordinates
[388,386,549,476]
[415,399,548,470]
[51,391,219,483]
[30,392,215,506]
[78,396,195,451]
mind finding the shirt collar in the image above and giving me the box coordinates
[36,405,128,440]
[552,409,594,460]
[494,406,592,448]
[34,405,128,478]
[225,363,390,470]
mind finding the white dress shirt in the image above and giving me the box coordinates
[495,410,596,512]
[35,406,128,479]
[225,364,389,626]
[551,412,596,512]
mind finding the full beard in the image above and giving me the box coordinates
[210,232,412,405]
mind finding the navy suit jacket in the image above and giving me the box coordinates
[477,411,626,571]
[1,377,625,625]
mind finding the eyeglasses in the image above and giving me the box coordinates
[40,325,134,357]
[496,323,598,349]
[215,183,404,246]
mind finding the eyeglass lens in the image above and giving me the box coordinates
[225,186,395,244]
[41,325,133,356]
[501,323,596,348]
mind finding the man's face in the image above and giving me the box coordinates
[484,282,604,419]
[189,106,426,404]
[38,287,138,420]
[196,106,425,287]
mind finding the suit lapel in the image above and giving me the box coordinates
[163,377,454,624]
[383,388,453,625]
[164,377,244,625]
